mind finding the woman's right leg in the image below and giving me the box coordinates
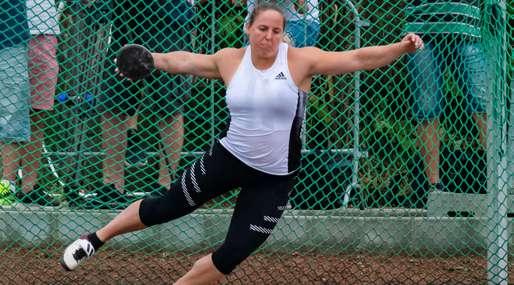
[61,142,241,270]
[61,178,204,271]
[61,162,208,271]
[96,200,146,242]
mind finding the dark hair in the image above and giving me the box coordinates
[247,2,286,29]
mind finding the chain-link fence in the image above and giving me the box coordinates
[0,0,512,284]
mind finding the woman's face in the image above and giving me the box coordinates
[246,10,285,59]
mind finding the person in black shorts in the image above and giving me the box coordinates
[62,3,424,283]
[96,0,195,208]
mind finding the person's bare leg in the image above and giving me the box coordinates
[174,253,225,285]
[158,113,184,188]
[1,142,20,182]
[417,119,440,185]
[473,113,487,149]
[61,199,148,271]
[95,200,147,242]
[102,112,128,192]
[20,111,45,193]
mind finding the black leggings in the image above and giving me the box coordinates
[139,142,294,274]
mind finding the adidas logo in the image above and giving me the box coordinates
[275,72,286,80]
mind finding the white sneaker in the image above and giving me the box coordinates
[0,179,16,206]
[61,237,95,271]
[0,179,16,194]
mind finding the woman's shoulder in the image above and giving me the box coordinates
[216,47,245,57]
[213,47,246,86]
[287,46,321,63]
[215,47,246,63]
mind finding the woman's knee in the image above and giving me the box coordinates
[138,189,194,226]
[211,234,269,274]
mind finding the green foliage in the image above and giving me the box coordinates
[218,12,245,48]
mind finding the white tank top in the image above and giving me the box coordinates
[220,43,307,175]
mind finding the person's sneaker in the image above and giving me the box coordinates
[63,184,94,209]
[429,182,445,193]
[92,184,135,209]
[0,179,16,206]
[60,236,95,271]
[15,185,60,206]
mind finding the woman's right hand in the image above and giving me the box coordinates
[115,44,155,81]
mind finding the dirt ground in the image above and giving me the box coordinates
[1,246,508,285]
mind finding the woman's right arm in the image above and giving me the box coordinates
[152,51,222,79]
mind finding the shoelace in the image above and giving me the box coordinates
[72,248,87,261]
[72,241,94,261]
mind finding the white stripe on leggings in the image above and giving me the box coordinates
[181,171,195,206]
[199,154,206,175]
[191,161,201,193]
[249,224,273,235]
[263,216,280,224]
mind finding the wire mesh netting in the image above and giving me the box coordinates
[0,0,513,284]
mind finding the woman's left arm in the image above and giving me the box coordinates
[306,33,423,76]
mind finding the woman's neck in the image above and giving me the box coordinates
[250,47,278,70]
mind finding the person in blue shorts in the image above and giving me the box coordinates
[0,1,31,203]
[405,1,489,197]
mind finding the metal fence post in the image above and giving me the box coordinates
[485,1,509,284]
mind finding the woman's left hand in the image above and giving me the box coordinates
[401,33,424,53]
